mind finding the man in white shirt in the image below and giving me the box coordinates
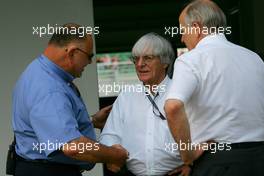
[164,0,264,176]
[100,33,188,176]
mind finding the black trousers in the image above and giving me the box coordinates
[191,143,264,176]
[15,159,82,176]
[103,164,179,176]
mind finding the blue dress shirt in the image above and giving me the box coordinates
[12,55,96,169]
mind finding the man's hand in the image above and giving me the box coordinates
[106,163,121,173]
[110,144,129,167]
[167,142,209,176]
[168,164,192,176]
[107,144,129,173]
[106,144,129,173]
[92,105,112,129]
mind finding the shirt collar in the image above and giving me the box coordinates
[195,33,227,49]
[156,75,170,97]
[143,76,170,98]
[39,54,74,83]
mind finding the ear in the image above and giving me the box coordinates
[64,47,76,69]
[65,46,78,66]
[192,21,203,38]
[65,46,76,58]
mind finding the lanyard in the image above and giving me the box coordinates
[145,92,166,120]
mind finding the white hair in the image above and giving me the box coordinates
[184,0,226,33]
[131,32,175,77]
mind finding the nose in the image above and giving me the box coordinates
[136,57,146,67]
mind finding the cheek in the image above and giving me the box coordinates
[181,34,186,43]
[182,34,191,47]
[135,68,152,80]
[71,61,82,72]
[76,59,88,69]
[183,34,195,49]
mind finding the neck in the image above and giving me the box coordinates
[144,74,166,95]
[43,45,69,72]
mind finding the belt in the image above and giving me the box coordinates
[230,141,264,149]
[16,154,79,169]
[17,154,54,164]
[16,155,82,175]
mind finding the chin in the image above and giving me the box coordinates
[75,73,81,78]
[139,77,151,84]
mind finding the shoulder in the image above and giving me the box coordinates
[174,49,206,73]
[177,48,206,63]
[20,60,66,98]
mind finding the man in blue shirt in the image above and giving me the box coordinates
[12,23,128,176]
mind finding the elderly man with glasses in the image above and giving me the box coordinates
[100,33,189,176]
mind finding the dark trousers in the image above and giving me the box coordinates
[103,164,178,176]
[15,159,82,176]
[105,169,175,176]
[191,143,264,176]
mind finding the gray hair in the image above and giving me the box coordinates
[132,32,175,77]
[184,0,226,33]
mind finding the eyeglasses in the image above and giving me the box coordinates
[130,55,159,64]
[76,48,94,61]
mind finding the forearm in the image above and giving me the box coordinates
[62,136,124,164]
[165,100,193,165]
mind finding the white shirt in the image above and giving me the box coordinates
[100,76,182,176]
[166,34,264,144]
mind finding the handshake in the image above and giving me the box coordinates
[108,144,129,173]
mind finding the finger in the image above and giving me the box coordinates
[194,147,205,160]
[180,166,192,176]
[109,167,120,173]
[112,144,123,148]
[168,168,181,175]
[103,105,113,111]
[107,165,120,173]
[180,171,190,176]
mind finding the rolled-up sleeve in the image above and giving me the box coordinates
[29,91,82,156]
[166,59,199,104]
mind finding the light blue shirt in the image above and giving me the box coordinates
[12,55,96,169]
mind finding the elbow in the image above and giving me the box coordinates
[164,99,184,122]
